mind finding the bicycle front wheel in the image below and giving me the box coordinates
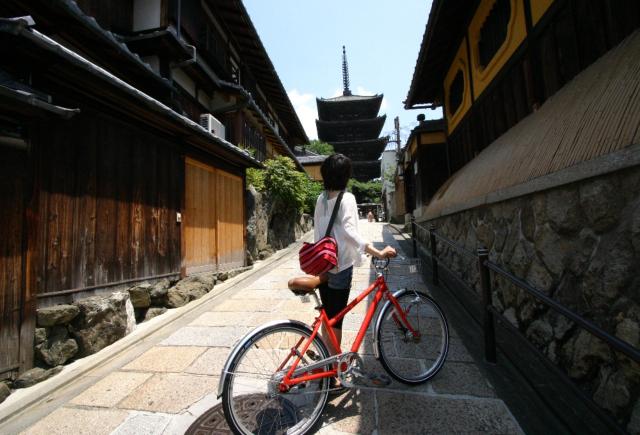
[376,290,449,384]
[222,321,331,435]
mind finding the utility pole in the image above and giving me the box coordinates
[387,116,401,151]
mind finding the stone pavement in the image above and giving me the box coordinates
[0,221,524,435]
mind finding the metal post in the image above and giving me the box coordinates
[411,214,417,257]
[429,225,439,286]
[478,247,496,364]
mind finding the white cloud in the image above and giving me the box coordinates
[288,89,318,140]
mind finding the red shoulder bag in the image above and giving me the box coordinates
[299,192,344,275]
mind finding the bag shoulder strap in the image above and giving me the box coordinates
[324,191,344,238]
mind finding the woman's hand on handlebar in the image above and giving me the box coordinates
[379,246,397,259]
[365,243,397,259]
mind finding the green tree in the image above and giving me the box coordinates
[348,179,382,204]
[305,140,334,155]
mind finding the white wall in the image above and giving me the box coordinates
[133,0,161,31]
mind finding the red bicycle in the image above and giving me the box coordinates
[219,257,449,434]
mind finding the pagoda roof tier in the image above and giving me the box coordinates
[332,137,388,162]
[316,116,386,143]
[351,160,383,182]
[317,94,383,121]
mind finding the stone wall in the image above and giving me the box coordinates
[419,166,640,430]
[245,185,313,263]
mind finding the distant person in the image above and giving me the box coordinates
[367,211,374,222]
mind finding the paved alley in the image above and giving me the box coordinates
[0,221,523,435]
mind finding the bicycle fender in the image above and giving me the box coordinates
[217,319,314,398]
[373,288,409,360]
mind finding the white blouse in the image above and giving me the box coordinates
[313,191,368,273]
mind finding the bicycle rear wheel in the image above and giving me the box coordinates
[222,321,331,435]
[376,290,449,384]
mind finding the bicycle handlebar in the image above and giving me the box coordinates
[372,256,391,270]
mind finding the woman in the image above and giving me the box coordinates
[313,153,396,357]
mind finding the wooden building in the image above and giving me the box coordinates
[0,0,307,380]
[404,0,640,430]
[405,0,640,192]
[399,117,447,219]
[316,47,388,181]
[293,148,326,182]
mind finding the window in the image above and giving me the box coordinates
[448,70,464,116]
[478,0,511,68]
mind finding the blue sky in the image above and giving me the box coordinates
[243,0,441,144]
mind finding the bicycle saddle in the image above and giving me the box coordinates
[287,275,326,295]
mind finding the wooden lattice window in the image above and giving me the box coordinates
[448,70,464,116]
[478,0,511,68]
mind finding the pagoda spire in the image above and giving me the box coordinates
[342,45,352,96]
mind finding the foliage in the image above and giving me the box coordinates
[246,167,265,191]
[348,179,382,204]
[305,140,334,155]
[303,179,324,214]
[262,156,309,211]
[246,156,326,214]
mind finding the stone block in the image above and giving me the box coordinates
[122,346,205,372]
[13,366,63,389]
[70,371,152,408]
[563,329,611,379]
[150,278,171,306]
[128,283,151,308]
[0,382,10,404]
[71,291,135,357]
[546,187,583,234]
[143,307,167,322]
[36,304,80,327]
[117,373,217,413]
[579,177,622,232]
[376,392,521,434]
[20,407,128,435]
[593,368,630,414]
[35,327,78,367]
[166,279,210,308]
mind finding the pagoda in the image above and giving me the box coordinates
[316,47,387,181]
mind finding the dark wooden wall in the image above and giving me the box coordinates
[33,111,182,297]
[0,146,28,378]
[416,143,449,208]
[447,0,640,174]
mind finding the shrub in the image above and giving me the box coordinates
[263,156,308,212]
[246,167,265,191]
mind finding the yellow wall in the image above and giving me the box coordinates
[468,0,528,99]
[304,164,323,181]
[420,131,446,145]
[444,38,473,134]
[531,0,555,25]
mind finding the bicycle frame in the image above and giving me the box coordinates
[279,272,419,390]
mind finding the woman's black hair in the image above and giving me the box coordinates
[320,153,352,190]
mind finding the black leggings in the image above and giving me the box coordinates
[319,284,350,329]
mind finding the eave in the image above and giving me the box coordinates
[0,17,261,169]
[404,0,479,108]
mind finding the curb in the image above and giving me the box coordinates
[0,231,312,426]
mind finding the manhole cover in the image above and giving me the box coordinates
[186,394,298,435]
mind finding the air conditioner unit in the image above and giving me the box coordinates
[199,113,226,140]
